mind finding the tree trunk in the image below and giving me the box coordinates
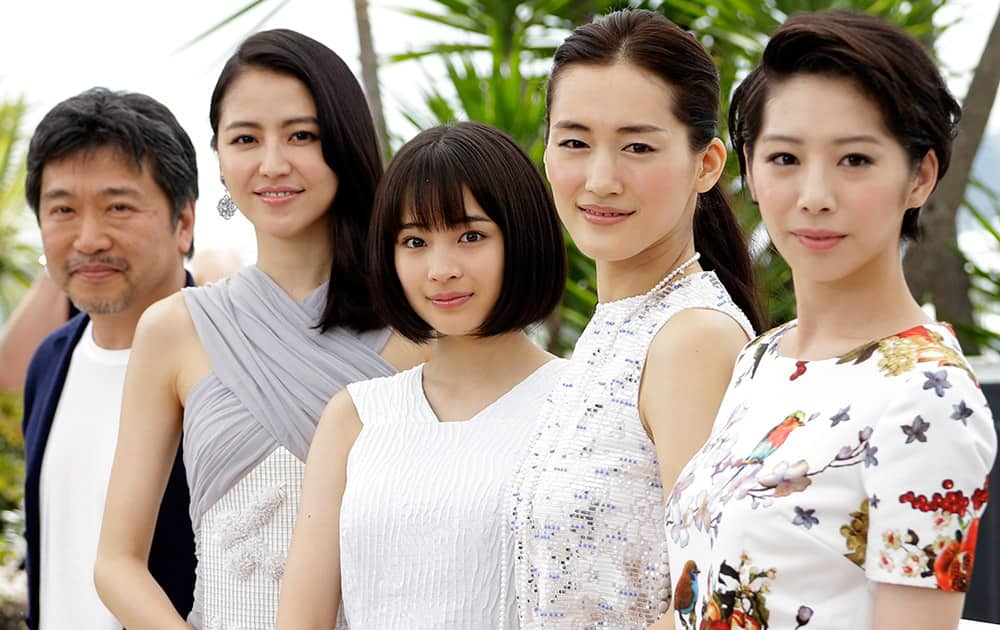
[904,8,1000,354]
[353,0,390,159]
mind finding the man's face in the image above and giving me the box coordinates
[37,146,193,317]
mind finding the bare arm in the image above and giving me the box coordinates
[94,293,196,628]
[639,308,748,629]
[872,583,964,629]
[0,271,68,392]
[640,308,747,496]
[276,389,362,629]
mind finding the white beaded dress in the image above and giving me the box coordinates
[340,359,566,629]
[507,270,754,628]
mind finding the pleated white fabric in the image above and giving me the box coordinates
[340,359,565,629]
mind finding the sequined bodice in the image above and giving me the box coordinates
[507,272,753,629]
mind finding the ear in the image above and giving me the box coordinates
[742,145,758,203]
[694,137,727,194]
[904,149,939,209]
[174,199,195,256]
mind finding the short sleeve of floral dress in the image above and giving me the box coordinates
[664,322,997,630]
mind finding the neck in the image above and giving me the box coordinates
[596,234,699,303]
[790,251,930,358]
[254,228,333,301]
[90,265,187,350]
[423,331,549,386]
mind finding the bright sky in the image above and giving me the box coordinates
[2,0,998,264]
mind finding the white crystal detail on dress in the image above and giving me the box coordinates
[216,483,287,581]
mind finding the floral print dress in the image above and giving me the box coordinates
[665,322,996,630]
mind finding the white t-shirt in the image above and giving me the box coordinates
[39,321,128,630]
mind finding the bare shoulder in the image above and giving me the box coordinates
[134,291,211,401]
[313,388,363,450]
[380,331,433,371]
[647,307,750,369]
[133,292,198,355]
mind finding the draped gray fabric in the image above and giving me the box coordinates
[181,265,394,532]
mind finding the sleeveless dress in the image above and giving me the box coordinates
[507,271,754,628]
[180,266,394,629]
[664,322,996,629]
[340,359,566,629]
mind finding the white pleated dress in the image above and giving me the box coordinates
[340,359,566,629]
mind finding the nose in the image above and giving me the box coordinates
[427,246,462,282]
[798,162,835,214]
[73,210,112,255]
[584,150,623,197]
[259,140,292,178]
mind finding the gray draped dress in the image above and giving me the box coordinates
[180,266,393,629]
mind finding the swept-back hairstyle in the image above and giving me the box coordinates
[369,121,567,342]
[209,29,384,332]
[729,10,961,241]
[26,87,198,256]
[546,9,763,331]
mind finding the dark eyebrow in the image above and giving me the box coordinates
[224,116,319,132]
[100,186,142,197]
[759,133,883,145]
[398,215,494,230]
[41,186,141,201]
[551,120,665,134]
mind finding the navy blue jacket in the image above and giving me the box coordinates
[21,276,196,628]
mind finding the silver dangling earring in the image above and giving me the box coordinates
[217,190,239,220]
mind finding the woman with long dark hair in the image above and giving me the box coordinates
[666,11,996,629]
[94,30,424,628]
[508,9,761,628]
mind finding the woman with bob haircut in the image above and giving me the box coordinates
[665,10,996,630]
[507,8,761,628]
[95,30,424,628]
[275,121,567,629]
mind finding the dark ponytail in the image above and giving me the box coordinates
[694,186,763,332]
[549,9,763,332]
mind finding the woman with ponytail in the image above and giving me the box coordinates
[507,9,761,628]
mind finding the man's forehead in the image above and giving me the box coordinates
[40,145,150,193]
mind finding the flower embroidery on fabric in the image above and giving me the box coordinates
[793,506,819,529]
[839,498,869,567]
[881,477,991,591]
[951,401,974,425]
[216,483,288,581]
[901,416,931,444]
[829,406,850,427]
[923,370,952,398]
[688,553,813,630]
[837,325,973,379]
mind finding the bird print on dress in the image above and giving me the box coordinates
[673,560,700,629]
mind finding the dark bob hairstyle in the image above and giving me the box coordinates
[26,88,198,256]
[547,9,763,333]
[209,29,384,332]
[729,10,961,241]
[368,121,566,342]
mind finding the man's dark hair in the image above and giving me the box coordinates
[729,10,961,241]
[209,29,384,333]
[25,87,199,255]
[368,121,566,342]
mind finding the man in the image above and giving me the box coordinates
[21,88,198,629]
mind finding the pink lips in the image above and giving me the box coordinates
[429,293,472,309]
[792,228,846,251]
[579,204,634,226]
[255,186,303,206]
